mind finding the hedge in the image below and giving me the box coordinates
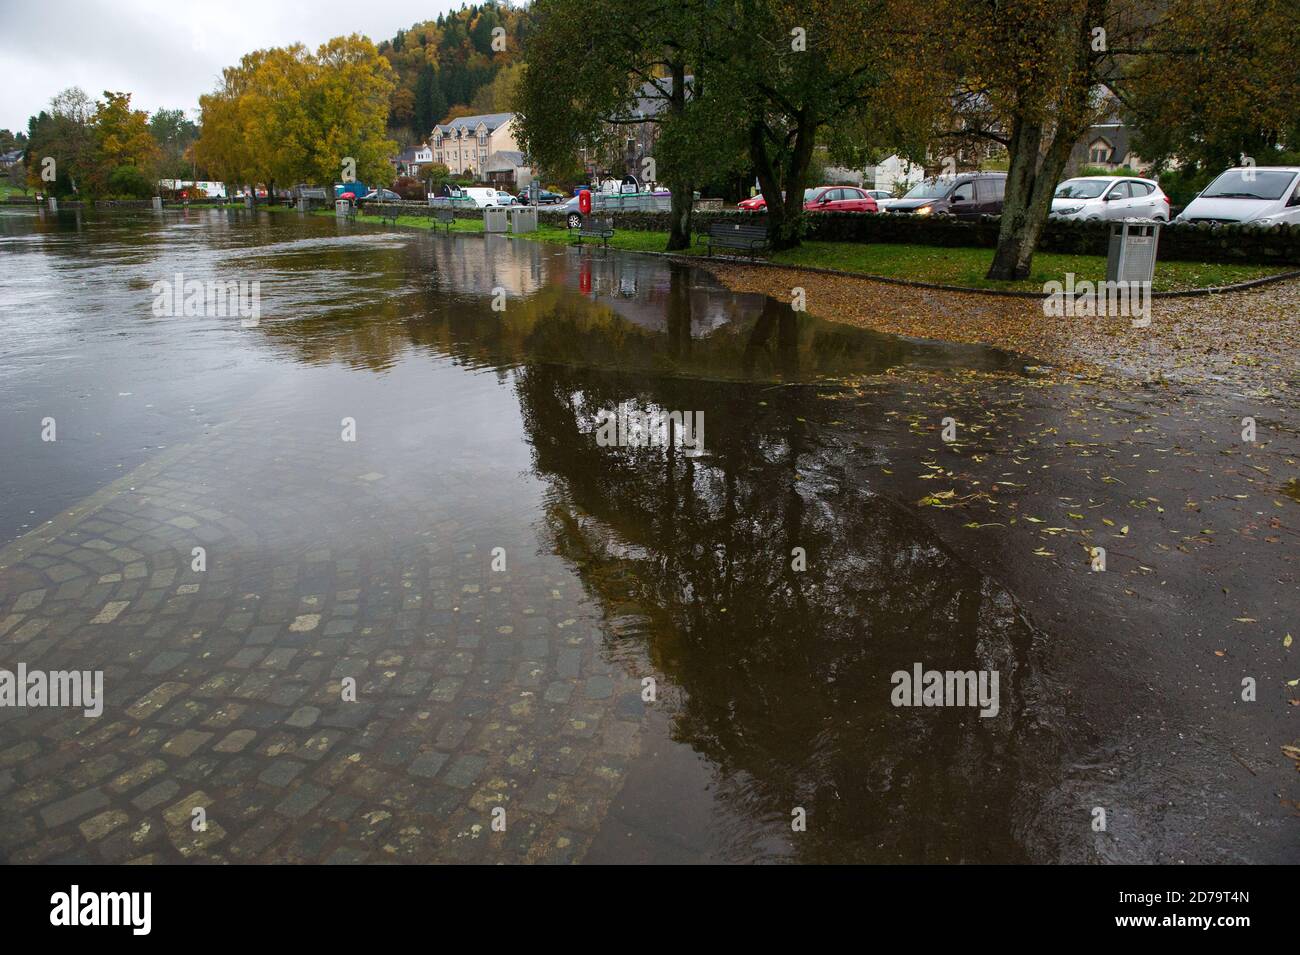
[360,201,1300,266]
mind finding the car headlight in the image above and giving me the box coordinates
[915,205,932,216]
[1055,206,1081,216]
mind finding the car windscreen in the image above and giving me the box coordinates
[803,189,818,202]
[903,179,952,199]
[1200,169,1297,201]
[1055,179,1109,199]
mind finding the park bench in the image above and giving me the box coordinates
[571,216,614,249]
[704,220,771,257]
[377,207,400,226]
[435,209,456,233]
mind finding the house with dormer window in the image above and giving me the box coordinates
[430,113,521,181]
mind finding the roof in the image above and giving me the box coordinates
[628,76,694,119]
[484,151,527,172]
[434,113,513,135]
[395,145,431,162]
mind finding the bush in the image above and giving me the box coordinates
[391,176,426,200]
[107,165,153,199]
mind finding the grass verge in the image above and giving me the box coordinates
[344,211,1288,294]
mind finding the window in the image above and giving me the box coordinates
[1107,182,1131,200]
[1089,140,1111,164]
[951,182,975,203]
[1129,181,1153,196]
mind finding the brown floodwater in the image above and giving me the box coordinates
[0,206,1088,863]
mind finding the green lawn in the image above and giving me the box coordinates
[0,183,33,200]
[340,211,1286,293]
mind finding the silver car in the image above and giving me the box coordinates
[1176,166,1300,226]
[1050,176,1170,221]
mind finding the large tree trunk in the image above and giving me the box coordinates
[664,61,694,252]
[987,4,1102,280]
[749,113,816,252]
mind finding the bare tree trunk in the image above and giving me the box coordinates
[664,61,694,252]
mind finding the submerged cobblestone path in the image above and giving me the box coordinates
[0,382,651,863]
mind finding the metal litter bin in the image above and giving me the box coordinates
[484,206,509,233]
[1106,221,1160,285]
[510,207,537,233]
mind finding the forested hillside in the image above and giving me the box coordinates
[379,3,536,147]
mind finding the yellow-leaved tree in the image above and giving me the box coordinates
[197,35,396,194]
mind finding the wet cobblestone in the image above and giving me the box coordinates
[0,396,650,863]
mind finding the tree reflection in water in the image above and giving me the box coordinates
[511,266,1071,863]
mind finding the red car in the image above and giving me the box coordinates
[738,186,878,213]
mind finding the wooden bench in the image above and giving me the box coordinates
[704,220,771,256]
[571,216,614,249]
[435,209,456,233]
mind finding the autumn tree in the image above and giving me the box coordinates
[703,0,942,249]
[89,91,160,195]
[197,36,397,193]
[1124,0,1300,172]
[515,0,722,251]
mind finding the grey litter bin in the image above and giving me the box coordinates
[509,207,537,233]
[152,196,163,211]
[484,206,509,233]
[1106,221,1160,285]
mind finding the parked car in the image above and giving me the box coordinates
[739,185,879,213]
[804,185,879,213]
[558,189,674,228]
[360,188,400,202]
[738,192,773,211]
[1051,176,1170,221]
[863,189,893,204]
[888,172,1007,218]
[1175,166,1300,226]
[493,191,519,206]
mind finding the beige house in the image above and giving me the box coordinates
[431,113,521,180]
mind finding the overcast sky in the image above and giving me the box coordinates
[0,0,470,132]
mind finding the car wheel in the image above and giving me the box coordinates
[566,213,582,229]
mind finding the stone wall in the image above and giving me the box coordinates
[357,201,1300,265]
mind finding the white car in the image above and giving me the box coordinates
[864,189,893,205]
[1050,176,1170,221]
[1176,166,1300,226]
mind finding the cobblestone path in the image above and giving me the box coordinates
[0,379,651,863]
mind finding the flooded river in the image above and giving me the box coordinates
[0,206,1288,864]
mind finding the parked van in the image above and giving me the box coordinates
[889,172,1007,218]
[1176,166,1300,226]
[460,187,508,208]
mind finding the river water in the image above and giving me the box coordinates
[0,206,1088,863]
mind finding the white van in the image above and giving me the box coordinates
[1176,166,1300,226]
[460,187,506,208]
